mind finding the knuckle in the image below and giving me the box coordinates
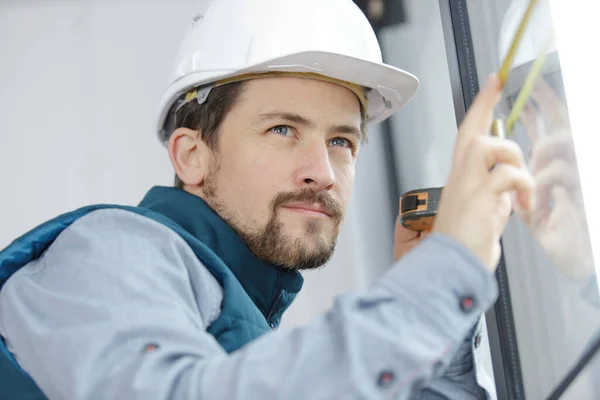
[495,164,522,183]
[495,163,515,177]
[497,141,525,166]
[470,136,488,153]
[504,140,523,158]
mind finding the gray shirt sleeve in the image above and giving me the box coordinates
[410,325,487,399]
[581,272,600,309]
[0,209,498,400]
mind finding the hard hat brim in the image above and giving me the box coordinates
[156,50,419,145]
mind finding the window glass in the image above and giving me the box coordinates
[466,0,600,398]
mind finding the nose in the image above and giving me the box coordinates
[294,141,336,191]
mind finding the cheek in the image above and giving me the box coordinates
[220,151,288,217]
[235,150,288,190]
[332,156,356,205]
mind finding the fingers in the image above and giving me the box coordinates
[434,75,535,271]
[488,164,535,211]
[471,136,526,171]
[456,75,503,152]
[512,192,533,224]
[394,215,422,262]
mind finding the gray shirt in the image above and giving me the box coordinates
[0,209,498,399]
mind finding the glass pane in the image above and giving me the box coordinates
[561,337,600,399]
[466,0,600,398]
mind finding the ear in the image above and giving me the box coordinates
[168,127,210,188]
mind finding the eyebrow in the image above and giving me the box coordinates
[259,111,365,142]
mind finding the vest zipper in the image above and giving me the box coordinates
[265,290,283,324]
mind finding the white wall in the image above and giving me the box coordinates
[0,0,195,245]
[380,0,458,194]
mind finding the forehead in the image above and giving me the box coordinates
[236,77,363,123]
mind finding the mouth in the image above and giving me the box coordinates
[281,203,333,218]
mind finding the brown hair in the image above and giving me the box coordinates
[173,82,246,189]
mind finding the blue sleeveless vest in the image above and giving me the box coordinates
[0,186,304,399]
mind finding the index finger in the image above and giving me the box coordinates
[456,74,503,148]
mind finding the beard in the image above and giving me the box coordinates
[203,163,344,270]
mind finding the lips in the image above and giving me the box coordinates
[281,202,332,217]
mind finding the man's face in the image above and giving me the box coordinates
[200,77,362,270]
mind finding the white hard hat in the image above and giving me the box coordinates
[156,0,419,145]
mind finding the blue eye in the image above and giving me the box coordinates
[271,125,293,136]
[329,137,351,148]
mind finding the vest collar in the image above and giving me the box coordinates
[138,186,304,322]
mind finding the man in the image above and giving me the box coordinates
[0,0,534,399]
